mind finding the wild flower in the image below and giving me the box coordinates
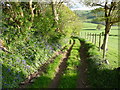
[22,60,26,64]
[16,59,21,63]
[7,69,11,72]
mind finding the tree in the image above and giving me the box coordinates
[96,24,103,30]
[51,0,60,30]
[79,0,120,59]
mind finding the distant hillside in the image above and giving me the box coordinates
[73,10,105,25]
[73,10,95,19]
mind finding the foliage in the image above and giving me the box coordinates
[1,2,81,88]
[74,10,95,20]
[58,5,82,37]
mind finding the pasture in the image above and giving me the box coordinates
[80,22,119,69]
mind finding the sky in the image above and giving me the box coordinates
[70,3,99,10]
[64,0,115,11]
[64,0,101,11]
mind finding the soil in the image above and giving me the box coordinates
[19,46,66,88]
[76,41,90,88]
[49,41,75,88]
[19,40,90,88]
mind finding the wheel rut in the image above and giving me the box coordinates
[77,41,90,88]
[49,40,75,88]
[19,46,67,88]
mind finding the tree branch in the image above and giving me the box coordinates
[110,20,120,24]
[92,3,110,9]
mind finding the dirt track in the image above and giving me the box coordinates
[19,39,90,88]
[77,41,89,88]
[49,41,75,88]
[19,46,67,88]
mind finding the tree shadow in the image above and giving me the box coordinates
[27,76,52,88]
[58,75,78,88]
[87,58,119,88]
[82,41,119,88]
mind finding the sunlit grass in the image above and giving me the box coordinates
[58,39,80,88]
[28,54,63,88]
[79,39,119,88]
[80,21,118,69]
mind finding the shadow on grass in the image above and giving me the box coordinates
[2,64,25,88]
[87,57,119,88]
[79,39,119,88]
[58,75,78,88]
[28,74,77,88]
[27,75,52,88]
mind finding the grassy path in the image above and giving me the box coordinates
[58,39,80,88]
[21,41,75,88]
[19,45,67,88]
[77,40,89,88]
[49,40,75,88]
[19,38,93,88]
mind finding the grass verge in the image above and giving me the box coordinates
[27,54,63,88]
[79,38,119,88]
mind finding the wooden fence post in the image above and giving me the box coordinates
[89,33,90,41]
[99,33,102,51]
[87,33,89,39]
[90,33,92,42]
[86,32,88,39]
[95,33,97,45]
[92,33,94,43]
[85,32,87,39]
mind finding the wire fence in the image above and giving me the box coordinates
[80,32,105,51]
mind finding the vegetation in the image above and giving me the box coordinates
[81,21,119,69]
[79,39,119,88]
[28,54,63,88]
[1,2,81,88]
[58,39,80,88]
[96,24,104,30]
[1,0,119,89]
[81,0,120,59]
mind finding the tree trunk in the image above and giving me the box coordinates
[29,0,34,22]
[102,1,111,59]
[51,1,58,28]
[102,23,111,59]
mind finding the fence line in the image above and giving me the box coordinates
[80,32,103,51]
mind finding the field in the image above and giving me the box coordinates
[80,22,119,69]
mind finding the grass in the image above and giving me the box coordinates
[79,38,119,88]
[58,39,80,88]
[79,18,119,88]
[80,21,119,69]
[27,54,63,88]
